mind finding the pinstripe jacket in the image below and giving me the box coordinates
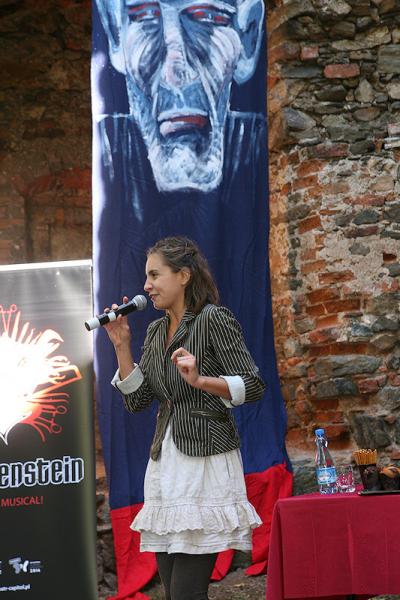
[115,304,265,460]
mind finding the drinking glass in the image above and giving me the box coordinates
[336,465,356,493]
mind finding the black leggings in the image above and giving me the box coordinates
[156,552,218,600]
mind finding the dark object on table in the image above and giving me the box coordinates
[359,489,400,495]
[379,466,400,490]
[358,464,381,490]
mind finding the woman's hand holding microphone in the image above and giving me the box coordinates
[103,296,135,380]
[103,296,132,347]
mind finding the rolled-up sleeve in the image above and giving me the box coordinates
[110,323,157,413]
[210,306,265,404]
[112,364,144,394]
[219,375,246,406]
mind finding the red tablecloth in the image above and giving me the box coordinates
[266,490,400,600]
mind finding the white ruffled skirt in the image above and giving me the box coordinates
[131,424,262,554]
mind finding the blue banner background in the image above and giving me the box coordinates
[92,0,289,509]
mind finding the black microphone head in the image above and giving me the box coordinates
[133,295,147,311]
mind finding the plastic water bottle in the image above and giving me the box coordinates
[315,428,337,494]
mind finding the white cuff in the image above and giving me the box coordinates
[111,365,143,394]
[219,375,246,407]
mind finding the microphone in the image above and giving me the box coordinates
[85,295,147,331]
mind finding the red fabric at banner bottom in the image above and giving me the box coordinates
[109,504,157,600]
[109,463,293,598]
[245,464,293,576]
[210,464,293,581]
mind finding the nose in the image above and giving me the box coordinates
[144,278,152,292]
[160,7,197,89]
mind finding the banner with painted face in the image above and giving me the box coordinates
[0,261,96,600]
[94,0,265,193]
[92,0,292,597]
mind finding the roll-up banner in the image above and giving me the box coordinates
[0,260,97,599]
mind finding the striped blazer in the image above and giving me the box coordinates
[117,304,265,460]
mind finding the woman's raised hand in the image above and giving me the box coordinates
[103,296,132,348]
[171,347,201,388]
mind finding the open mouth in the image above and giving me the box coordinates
[159,112,209,137]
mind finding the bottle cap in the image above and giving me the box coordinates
[315,428,325,436]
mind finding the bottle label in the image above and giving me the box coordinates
[316,467,336,484]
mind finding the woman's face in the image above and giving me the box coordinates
[144,252,189,311]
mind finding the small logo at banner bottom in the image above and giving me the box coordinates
[0,305,82,445]
[9,558,28,574]
[8,557,42,575]
[28,561,42,574]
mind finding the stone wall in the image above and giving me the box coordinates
[267,0,400,489]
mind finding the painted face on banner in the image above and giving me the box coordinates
[96,0,264,192]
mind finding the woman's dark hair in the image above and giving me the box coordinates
[147,236,219,313]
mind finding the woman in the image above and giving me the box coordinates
[104,236,265,600]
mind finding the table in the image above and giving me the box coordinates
[266,490,400,600]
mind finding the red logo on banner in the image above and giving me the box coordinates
[0,305,82,444]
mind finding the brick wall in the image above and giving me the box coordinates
[267,0,400,489]
[0,0,92,264]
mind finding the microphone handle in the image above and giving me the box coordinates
[114,300,137,317]
[85,299,137,331]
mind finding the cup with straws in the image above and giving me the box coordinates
[353,449,381,491]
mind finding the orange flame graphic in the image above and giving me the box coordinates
[0,305,82,444]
